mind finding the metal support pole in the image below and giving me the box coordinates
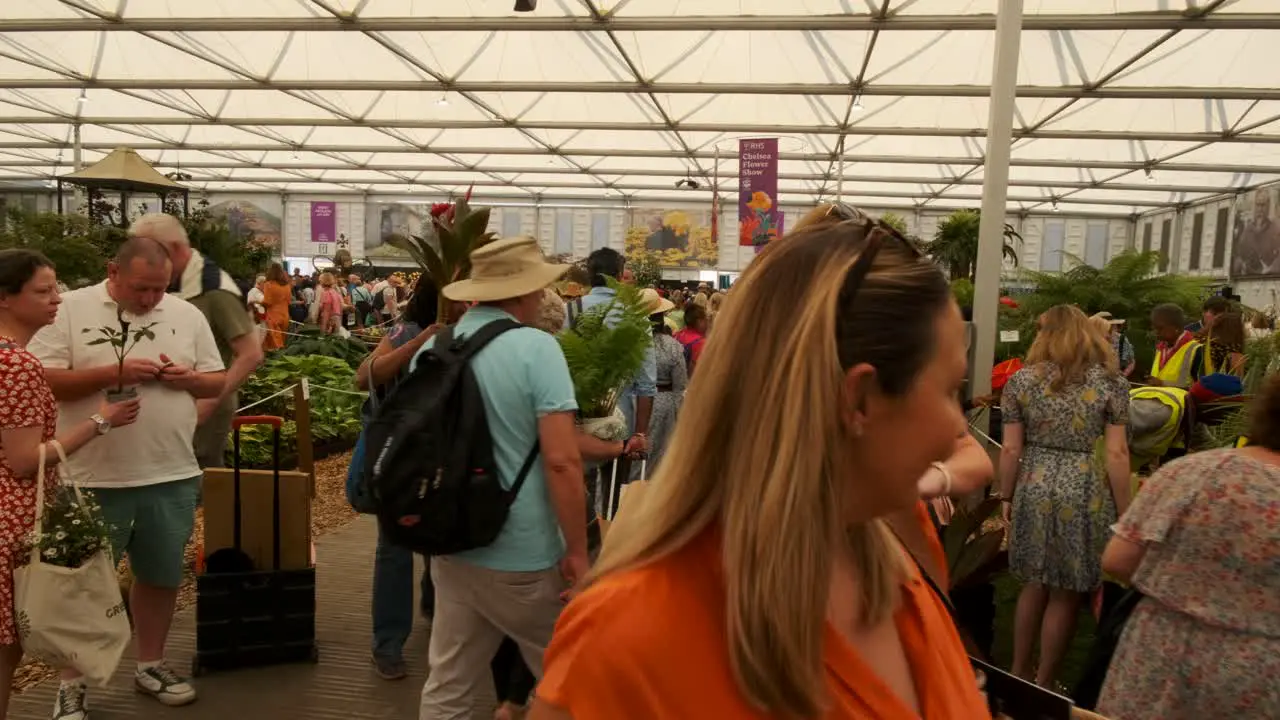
[969,0,1024,407]
[835,138,846,200]
[70,123,84,214]
[1170,207,1185,272]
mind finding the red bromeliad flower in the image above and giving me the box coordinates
[429,184,475,224]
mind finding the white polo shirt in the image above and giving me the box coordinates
[29,282,225,488]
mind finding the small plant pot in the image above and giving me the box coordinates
[105,387,138,404]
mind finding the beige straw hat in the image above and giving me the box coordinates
[639,288,675,315]
[442,237,570,302]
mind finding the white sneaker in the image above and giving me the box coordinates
[134,662,197,706]
[51,681,88,720]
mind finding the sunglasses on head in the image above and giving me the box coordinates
[819,202,924,293]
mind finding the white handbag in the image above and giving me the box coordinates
[12,441,130,686]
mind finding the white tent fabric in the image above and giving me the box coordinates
[0,0,1278,216]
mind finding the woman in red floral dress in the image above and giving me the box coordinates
[0,250,140,717]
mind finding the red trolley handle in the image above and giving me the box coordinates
[232,415,284,429]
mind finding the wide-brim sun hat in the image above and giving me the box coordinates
[640,287,675,315]
[443,236,570,302]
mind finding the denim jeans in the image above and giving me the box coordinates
[372,523,428,661]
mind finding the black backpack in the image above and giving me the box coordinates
[363,319,539,555]
[371,287,387,314]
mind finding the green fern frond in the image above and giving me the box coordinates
[558,278,654,418]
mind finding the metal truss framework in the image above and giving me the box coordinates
[0,0,1277,217]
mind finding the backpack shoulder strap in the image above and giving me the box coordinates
[506,442,541,503]
[200,254,223,296]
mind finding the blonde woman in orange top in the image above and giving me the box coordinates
[260,262,292,350]
[531,204,990,720]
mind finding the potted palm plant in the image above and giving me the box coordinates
[386,187,499,323]
[557,279,653,440]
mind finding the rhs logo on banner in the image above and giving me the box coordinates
[310,202,337,244]
[738,138,779,248]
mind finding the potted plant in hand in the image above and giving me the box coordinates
[82,309,158,402]
[557,278,653,441]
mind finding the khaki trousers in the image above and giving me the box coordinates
[419,556,566,720]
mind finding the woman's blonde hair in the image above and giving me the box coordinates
[318,271,335,288]
[591,204,952,717]
[1028,304,1118,391]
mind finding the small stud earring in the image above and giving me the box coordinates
[852,422,864,438]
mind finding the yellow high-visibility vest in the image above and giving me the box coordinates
[1151,339,1202,389]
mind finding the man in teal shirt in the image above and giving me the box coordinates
[414,238,587,720]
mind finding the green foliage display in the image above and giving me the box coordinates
[276,326,370,369]
[182,199,274,282]
[0,200,271,288]
[879,211,910,235]
[927,209,1022,282]
[232,353,365,466]
[1012,250,1210,372]
[557,278,653,418]
[629,251,663,288]
[0,208,119,286]
[950,278,975,309]
[387,196,498,323]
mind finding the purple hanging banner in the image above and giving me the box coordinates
[310,201,337,244]
[738,138,779,248]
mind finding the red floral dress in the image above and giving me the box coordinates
[0,338,58,646]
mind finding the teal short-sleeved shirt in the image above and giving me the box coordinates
[411,305,578,571]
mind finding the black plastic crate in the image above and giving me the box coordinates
[193,416,318,676]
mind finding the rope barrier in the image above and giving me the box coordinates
[235,379,368,413]
[307,383,369,398]
[236,383,300,413]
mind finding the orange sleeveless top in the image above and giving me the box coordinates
[538,519,989,719]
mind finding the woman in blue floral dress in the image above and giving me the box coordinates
[1097,376,1280,719]
[999,305,1132,688]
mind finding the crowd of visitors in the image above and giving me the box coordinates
[1,203,1277,720]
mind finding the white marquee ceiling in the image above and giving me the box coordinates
[0,0,1278,216]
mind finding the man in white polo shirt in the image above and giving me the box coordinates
[30,238,226,719]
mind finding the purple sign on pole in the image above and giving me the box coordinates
[310,201,337,244]
[738,138,779,248]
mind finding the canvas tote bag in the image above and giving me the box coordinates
[12,441,130,686]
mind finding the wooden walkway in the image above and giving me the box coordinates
[8,517,498,720]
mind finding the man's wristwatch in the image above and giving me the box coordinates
[90,413,111,436]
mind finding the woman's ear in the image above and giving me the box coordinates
[841,363,878,438]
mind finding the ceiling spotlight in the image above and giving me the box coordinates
[675,178,699,190]
[436,94,449,107]
[77,90,88,104]
[1145,168,1156,183]
[514,0,537,10]
[1051,200,1060,212]
[851,96,864,111]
